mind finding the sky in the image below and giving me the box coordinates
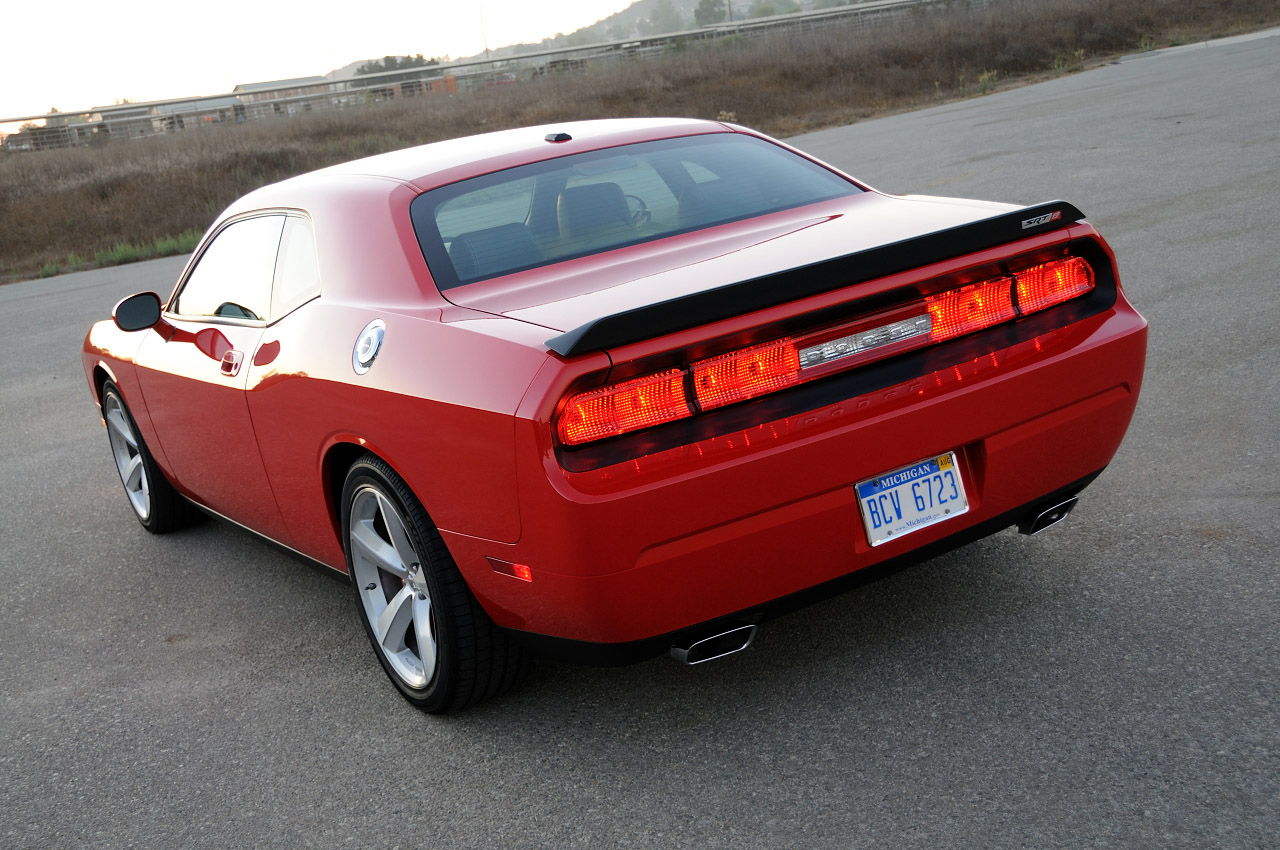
[0,0,637,120]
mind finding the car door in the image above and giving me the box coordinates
[133,213,294,545]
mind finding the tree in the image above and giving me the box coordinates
[356,54,439,75]
[749,0,798,16]
[648,0,685,34]
[695,0,727,26]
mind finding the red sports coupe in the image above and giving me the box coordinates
[83,118,1147,712]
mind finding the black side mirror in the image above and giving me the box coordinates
[112,292,163,332]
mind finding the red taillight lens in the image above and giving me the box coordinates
[926,277,1016,343]
[691,339,799,411]
[1014,256,1095,314]
[556,253,1097,446]
[557,369,692,446]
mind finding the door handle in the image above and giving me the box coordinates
[220,349,244,377]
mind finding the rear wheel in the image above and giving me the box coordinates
[101,381,193,533]
[341,454,529,713]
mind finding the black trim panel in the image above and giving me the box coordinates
[503,471,1103,666]
[546,200,1086,356]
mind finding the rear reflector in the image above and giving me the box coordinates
[556,254,1095,446]
[487,557,534,581]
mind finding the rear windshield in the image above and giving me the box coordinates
[410,133,860,290]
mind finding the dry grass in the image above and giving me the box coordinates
[2,0,1276,281]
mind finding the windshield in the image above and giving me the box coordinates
[410,133,860,290]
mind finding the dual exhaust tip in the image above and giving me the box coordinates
[669,497,1080,665]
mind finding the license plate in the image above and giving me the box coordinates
[855,452,969,546]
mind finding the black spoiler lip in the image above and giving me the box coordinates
[545,200,1086,357]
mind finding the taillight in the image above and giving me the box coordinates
[692,339,799,411]
[1014,256,1094,315]
[925,277,1015,342]
[557,369,691,446]
[556,254,1095,446]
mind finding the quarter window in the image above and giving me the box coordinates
[272,216,322,318]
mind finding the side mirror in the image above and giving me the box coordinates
[112,292,163,332]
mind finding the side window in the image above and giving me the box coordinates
[272,216,322,318]
[173,215,285,322]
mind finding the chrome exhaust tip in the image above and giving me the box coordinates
[670,624,757,665]
[1017,496,1079,535]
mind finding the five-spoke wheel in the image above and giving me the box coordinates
[104,388,151,522]
[348,484,439,689]
[341,454,529,712]
[100,381,192,533]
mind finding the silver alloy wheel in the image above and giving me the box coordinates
[348,485,438,688]
[103,392,150,521]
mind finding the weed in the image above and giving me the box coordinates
[1051,48,1088,74]
[36,260,61,278]
[977,70,999,94]
[151,235,179,256]
[95,242,147,267]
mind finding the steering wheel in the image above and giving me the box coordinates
[623,194,651,226]
[215,302,261,321]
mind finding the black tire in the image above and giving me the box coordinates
[341,453,530,713]
[101,381,194,534]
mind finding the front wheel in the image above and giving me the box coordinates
[101,381,193,534]
[341,454,529,713]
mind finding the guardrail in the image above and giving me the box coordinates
[0,0,988,152]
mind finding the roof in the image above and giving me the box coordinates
[232,77,331,93]
[316,117,728,186]
[153,96,241,113]
[220,118,736,222]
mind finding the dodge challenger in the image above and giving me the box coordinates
[82,118,1147,712]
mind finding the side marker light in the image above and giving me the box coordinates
[487,557,533,582]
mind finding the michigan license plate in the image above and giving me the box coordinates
[856,452,969,547]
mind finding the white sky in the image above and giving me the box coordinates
[0,0,637,119]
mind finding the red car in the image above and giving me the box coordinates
[83,118,1147,712]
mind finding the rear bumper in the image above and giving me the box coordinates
[444,296,1147,650]
[503,470,1102,665]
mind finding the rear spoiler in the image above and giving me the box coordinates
[545,200,1086,357]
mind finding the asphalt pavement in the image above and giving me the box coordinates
[2,29,1277,849]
